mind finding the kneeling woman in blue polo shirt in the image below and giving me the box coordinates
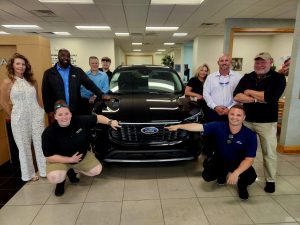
[42,100,120,196]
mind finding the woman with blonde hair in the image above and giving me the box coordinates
[185,64,210,100]
[0,53,46,181]
[185,64,210,115]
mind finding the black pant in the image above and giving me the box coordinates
[202,156,257,187]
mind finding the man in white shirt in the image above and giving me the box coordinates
[203,54,242,121]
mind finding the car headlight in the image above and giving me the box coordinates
[183,109,204,123]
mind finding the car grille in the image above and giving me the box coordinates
[110,123,188,143]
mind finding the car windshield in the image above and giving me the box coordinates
[110,69,183,94]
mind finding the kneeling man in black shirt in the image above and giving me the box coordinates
[42,100,120,196]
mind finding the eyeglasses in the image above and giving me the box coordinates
[219,76,230,86]
[227,134,234,144]
[102,60,111,62]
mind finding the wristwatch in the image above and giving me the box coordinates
[107,119,113,126]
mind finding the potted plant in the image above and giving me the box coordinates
[161,54,174,67]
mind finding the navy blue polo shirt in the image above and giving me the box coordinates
[203,121,257,162]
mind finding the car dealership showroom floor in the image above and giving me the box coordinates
[0,152,300,225]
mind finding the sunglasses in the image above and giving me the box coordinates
[219,76,230,86]
[54,103,69,112]
[227,134,234,144]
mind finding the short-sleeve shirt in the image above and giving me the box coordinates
[203,121,257,162]
[42,115,97,158]
[187,77,204,95]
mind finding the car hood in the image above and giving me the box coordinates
[101,93,196,122]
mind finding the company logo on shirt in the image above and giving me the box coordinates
[76,128,83,134]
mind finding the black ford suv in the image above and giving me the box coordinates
[93,65,204,162]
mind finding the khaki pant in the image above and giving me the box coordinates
[244,121,278,182]
[46,151,100,174]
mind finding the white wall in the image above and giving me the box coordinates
[269,33,293,70]
[49,37,115,71]
[115,45,125,68]
[232,35,271,75]
[193,36,224,74]
[153,54,164,65]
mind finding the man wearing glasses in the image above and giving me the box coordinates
[165,104,257,200]
[234,52,286,193]
[203,54,242,121]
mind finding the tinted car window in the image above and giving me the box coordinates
[110,69,183,94]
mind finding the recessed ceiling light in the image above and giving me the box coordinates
[151,0,204,5]
[2,25,41,29]
[38,0,94,4]
[164,43,175,45]
[53,32,71,35]
[75,26,111,30]
[0,31,10,34]
[133,49,142,52]
[132,43,142,45]
[173,33,187,36]
[157,49,166,52]
[115,32,129,36]
[146,27,178,31]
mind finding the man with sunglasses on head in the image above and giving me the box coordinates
[99,56,113,82]
[203,54,242,121]
[165,104,257,200]
[234,52,286,194]
[202,54,242,162]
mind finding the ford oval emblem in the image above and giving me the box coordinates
[141,126,159,135]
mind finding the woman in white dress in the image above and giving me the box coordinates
[0,53,46,181]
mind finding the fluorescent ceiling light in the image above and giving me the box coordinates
[132,43,142,45]
[0,31,10,34]
[2,25,41,29]
[164,43,175,45]
[53,32,70,35]
[157,49,166,52]
[38,0,94,3]
[173,33,187,36]
[146,27,178,31]
[133,49,142,52]
[75,26,111,30]
[115,32,129,36]
[151,0,204,5]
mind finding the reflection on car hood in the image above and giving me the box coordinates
[102,94,193,122]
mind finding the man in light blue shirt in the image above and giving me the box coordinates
[80,56,109,114]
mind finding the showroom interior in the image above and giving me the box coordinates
[0,0,300,224]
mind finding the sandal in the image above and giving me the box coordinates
[30,175,39,182]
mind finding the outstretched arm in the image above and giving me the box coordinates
[165,123,203,132]
[96,114,121,130]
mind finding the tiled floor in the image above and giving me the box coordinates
[0,152,300,225]
[0,162,26,209]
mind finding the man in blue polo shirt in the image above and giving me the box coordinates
[165,104,257,200]
[80,56,109,114]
